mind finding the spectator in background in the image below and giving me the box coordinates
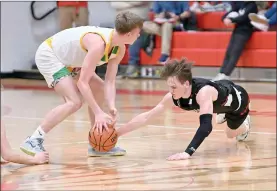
[110,2,151,78]
[190,1,232,13]
[143,1,196,64]
[255,1,269,15]
[249,2,277,31]
[57,1,89,30]
[213,1,258,81]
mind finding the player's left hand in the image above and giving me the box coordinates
[166,152,190,161]
[223,18,232,26]
[33,152,49,164]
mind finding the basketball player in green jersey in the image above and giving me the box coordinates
[20,12,143,158]
[117,58,251,161]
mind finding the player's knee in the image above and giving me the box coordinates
[225,128,236,138]
[67,99,82,111]
[226,131,235,138]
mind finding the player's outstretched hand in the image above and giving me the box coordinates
[166,152,190,161]
[33,152,49,164]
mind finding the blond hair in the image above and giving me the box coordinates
[115,11,144,34]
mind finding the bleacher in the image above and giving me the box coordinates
[121,12,276,81]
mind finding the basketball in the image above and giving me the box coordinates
[88,123,118,152]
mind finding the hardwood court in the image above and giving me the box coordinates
[1,79,276,190]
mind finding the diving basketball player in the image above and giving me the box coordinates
[20,12,143,157]
[117,58,251,161]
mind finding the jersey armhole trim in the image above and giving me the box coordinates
[79,32,108,62]
[110,46,120,59]
[45,37,53,48]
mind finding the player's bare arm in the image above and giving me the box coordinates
[105,44,126,120]
[77,33,112,131]
[117,92,174,137]
[167,86,216,161]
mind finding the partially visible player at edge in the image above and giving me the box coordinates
[20,12,143,157]
[117,58,251,161]
[1,120,49,165]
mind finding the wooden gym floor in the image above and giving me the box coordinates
[1,78,276,190]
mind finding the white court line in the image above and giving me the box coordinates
[4,115,276,135]
[4,115,197,130]
[43,132,198,147]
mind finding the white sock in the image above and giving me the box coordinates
[30,126,46,139]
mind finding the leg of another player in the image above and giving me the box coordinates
[225,115,251,141]
[1,121,49,165]
[87,74,126,157]
[20,76,83,156]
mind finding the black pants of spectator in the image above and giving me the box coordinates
[220,32,252,76]
[180,12,198,31]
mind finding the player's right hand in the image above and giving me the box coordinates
[223,18,232,26]
[93,112,113,135]
[33,152,49,164]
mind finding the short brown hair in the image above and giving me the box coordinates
[115,11,144,34]
[160,58,194,84]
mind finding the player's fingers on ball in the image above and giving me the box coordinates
[103,123,109,132]
[95,123,100,135]
[99,123,104,135]
[96,125,100,135]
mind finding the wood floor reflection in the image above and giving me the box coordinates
[1,79,276,190]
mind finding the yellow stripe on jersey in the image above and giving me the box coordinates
[45,37,53,48]
[79,30,114,63]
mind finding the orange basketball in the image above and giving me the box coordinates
[88,123,118,152]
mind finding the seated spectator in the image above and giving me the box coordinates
[110,2,151,78]
[249,2,276,31]
[190,1,232,13]
[57,1,89,30]
[143,1,197,64]
[255,1,269,15]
